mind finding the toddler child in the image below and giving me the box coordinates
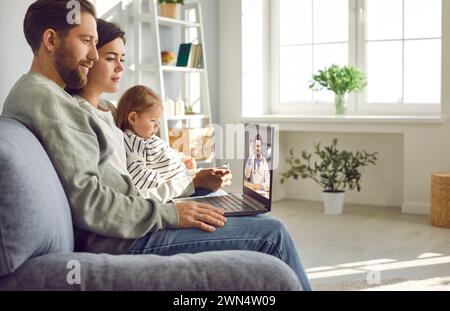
[115,85,196,194]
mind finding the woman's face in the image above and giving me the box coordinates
[87,37,125,93]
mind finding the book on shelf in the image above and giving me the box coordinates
[176,43,203,68]
[176,43,190,67]
[192,44,202,68]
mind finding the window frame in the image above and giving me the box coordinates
[270,0,442,116]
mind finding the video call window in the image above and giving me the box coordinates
[243,124,273,200]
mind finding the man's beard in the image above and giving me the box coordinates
[54,42,88,89]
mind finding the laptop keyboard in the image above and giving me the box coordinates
[195,193,258,212]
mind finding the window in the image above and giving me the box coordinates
[271,0,442,116]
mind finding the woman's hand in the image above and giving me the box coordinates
[175,201,227,232]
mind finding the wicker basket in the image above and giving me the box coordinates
[431,172,450,228]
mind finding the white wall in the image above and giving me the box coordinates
[281,132,404,207]
[0,0,34,111]
[220,0,450,213]
[219,0,244,193]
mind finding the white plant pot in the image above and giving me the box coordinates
[322,191,346,215]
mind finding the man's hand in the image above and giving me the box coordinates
[176,201,227,232]
[192,168,232,191]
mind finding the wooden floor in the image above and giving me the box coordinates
[269,200,450,291]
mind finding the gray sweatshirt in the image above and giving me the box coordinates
[2,72,179,254]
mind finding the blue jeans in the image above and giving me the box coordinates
[128,214,312,291]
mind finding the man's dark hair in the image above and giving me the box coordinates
[255,134,262,143]
[96,19,126,50]
[24,0,97,54]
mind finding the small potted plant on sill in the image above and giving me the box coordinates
[280,138,378,215]
[159,0,184,19]
[309,64,367,116]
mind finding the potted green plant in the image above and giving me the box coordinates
[185,102,194,115]
[280,139,378,215]
[309,64,367,115]
[158,0,184,19]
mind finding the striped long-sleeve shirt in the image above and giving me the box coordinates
[124,130,186,191]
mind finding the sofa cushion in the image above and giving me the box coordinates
[0,117,74,277]
[0,251,302,291]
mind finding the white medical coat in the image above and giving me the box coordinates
[244,156,270,191]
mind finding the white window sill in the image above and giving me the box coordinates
[241,114,446,124]
[240,114,447,134]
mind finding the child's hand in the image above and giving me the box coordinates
[183,157,197,169]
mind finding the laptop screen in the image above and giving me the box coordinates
[243,124,274,208]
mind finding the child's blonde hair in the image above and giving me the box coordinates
[116,85,162,131]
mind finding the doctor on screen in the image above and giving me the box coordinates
[244,134,270,193]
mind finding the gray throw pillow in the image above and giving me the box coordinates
[0,117,74,277]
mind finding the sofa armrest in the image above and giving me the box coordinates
[0,251,301,291]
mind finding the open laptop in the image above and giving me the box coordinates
[172,124,274,216]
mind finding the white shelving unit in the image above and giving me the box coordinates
[131,0,214,166]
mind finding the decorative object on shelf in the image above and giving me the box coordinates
[164,97,175,117]
[185,102,194,115]
[169,127,214,162]
[161,50,177,66]
[174,98,185,116]
[280,138,378,215]
[309,64,367,116]
[158,0,184,19]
